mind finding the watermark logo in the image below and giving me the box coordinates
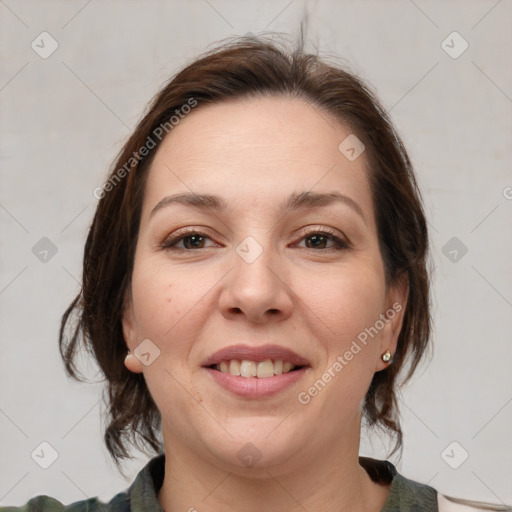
[134,338,161,366]
[237,442,263,467]
[31,32,59,59]
[441,441,469,469]
[442,236,468,263]
[338,134,365,161]
[441,31,469,59]
[236,236,263,264]
[31,441,59,469]
[32,237,58,263]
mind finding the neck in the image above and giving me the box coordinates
[157,424,390,512]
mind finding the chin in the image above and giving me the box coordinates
[196,417,309,474]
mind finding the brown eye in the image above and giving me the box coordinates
[297,229,349,250]
[180,234,207,249]
[160,230,217,251]
[304,233,330,249]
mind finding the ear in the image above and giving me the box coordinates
[374,272,408,372]
[121,290,143,374]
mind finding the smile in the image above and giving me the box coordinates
[213,359,299,378]
[202,344,310,398]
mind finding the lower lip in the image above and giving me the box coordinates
[204,367,308,398]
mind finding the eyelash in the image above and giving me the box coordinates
[159,227,350,252]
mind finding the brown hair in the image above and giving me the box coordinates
[59,33,432,471]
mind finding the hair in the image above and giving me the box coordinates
[59,31,432,472]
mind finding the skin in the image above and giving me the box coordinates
[122,95,408,512]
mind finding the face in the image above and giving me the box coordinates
[122,95,407,474]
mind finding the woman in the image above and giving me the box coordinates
[2,34,510,512]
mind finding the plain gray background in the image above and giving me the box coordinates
[1,0,511,507]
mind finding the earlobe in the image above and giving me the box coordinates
[124,351,144,374]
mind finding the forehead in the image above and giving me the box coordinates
[142,95,373,220]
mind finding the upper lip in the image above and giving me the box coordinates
[202,344,310,367]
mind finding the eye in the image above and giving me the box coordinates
[296,228,350,250]
[159,229,218,251]
[159,227,350,252]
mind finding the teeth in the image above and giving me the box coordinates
[216,359,297,378]
[229,360,241,376]
[256,359,274,378]
[240,360,257,377]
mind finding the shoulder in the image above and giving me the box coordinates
[361,456,439,510]
[0,490,130,512]
[384,471,438,510]
[0,454,166,512]
[387,473,512,512]
[438,493,512,512]
[362,457,512,512]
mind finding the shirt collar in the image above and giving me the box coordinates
[126,453,165,512]
[125,453,436,511]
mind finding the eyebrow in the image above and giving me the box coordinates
[150,190,367,224]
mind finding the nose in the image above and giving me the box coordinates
[219,242,293,324]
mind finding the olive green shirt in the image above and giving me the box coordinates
[0,454,439,511]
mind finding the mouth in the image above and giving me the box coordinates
[201,344,310,398]
[209,359,303,378]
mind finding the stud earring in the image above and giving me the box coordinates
[381,350,392,363]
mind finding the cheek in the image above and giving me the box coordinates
[298,264,385,403]
[299,264,386,344]
[129,261,208,421]
[129,261,181,342]
[129,257,218,350]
